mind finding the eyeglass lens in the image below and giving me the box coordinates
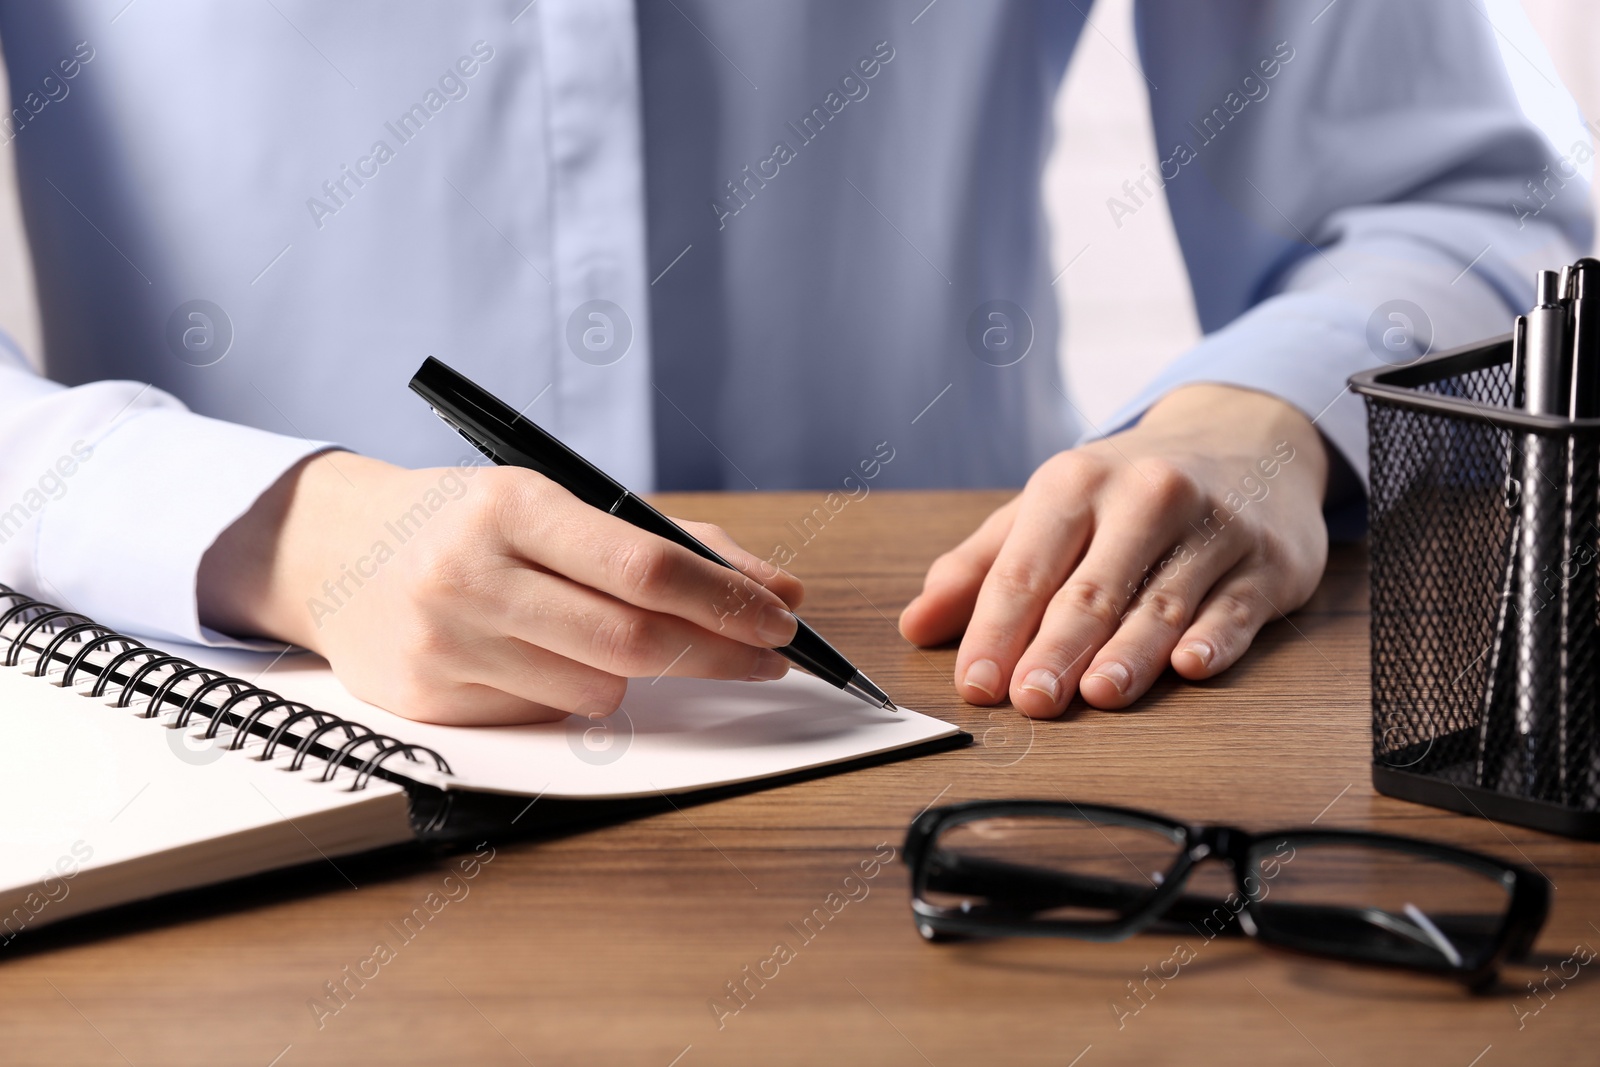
[1245,839,1513,971]
[923,814,1183,925]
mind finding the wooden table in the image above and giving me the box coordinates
[5,490,1597,1066]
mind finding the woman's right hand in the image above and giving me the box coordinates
[198,452,804,725]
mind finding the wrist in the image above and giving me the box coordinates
[198,450,396,649]
[1138,384,1330,502]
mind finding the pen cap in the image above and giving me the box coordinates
[1574,258,1600,300]
[409,356,626,512]
[1569,260,1600,419]
[1524,274,1570,417]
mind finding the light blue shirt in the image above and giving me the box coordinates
[0,0,1588,647]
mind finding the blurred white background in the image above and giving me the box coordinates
[1047,0,1600,426]
[0,1,1595,425]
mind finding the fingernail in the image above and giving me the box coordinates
[1180,640,1213,668]
[755,605,798,646]
[744,652,789,682]
[1020,668,1060,703]
[963,659,1001,699]
[1088,661,1131,695]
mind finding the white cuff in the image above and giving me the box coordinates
[35,406,335,648]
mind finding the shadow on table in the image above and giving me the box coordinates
[0,843,431,964]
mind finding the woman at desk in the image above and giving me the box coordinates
[0,1,1585,724]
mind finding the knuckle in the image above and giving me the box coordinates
[1136,587,1190,630]
[1058,578,1124,628]
[613,539,676,600]
[1207,590,1257,632]
[592,612,662,672]
[1189,503,1232,543]
[1134,459,1196,509]
[1249,531,1303,592]
[407,538,467,598]
[1031,451,1095,492]
[989,559,1053,601]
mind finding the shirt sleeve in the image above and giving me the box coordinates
[1108,0,1592,529]
[0,342,335,647]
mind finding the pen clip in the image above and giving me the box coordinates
[1510,315,1526,413]
[1504,316,1527,511]
[429,406,502,465]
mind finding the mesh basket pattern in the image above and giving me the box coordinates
[1359,338,1600,837]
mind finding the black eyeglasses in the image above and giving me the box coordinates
[905,800,1549,988]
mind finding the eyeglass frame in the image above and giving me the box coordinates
[904,799,1550,989]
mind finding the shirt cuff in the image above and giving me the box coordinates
[1087,291,1391,540]
[35,406,335,648]
[1091,291,1374,483]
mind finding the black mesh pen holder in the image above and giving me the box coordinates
[1352,334,1600,839]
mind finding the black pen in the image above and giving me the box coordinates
[408,356,898,712]
[1567,259,1600,415]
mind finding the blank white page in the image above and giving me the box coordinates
[0,662,413,932]
[184,647,962,799]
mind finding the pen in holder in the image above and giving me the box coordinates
[1510,271,1569,803]
[1354,322,1600,839]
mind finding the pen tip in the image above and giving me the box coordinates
[842,671,896,712]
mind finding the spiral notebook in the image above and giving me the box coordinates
[0,585,964,936]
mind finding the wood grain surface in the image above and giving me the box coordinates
[4,490,1596,1067]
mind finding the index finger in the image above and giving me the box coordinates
[676,517,806,609]
[501,478,801,649]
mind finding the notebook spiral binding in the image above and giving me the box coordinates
[0,584,454,832]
